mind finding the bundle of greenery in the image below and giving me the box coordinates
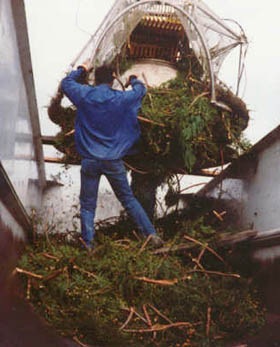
[48,59,249,178]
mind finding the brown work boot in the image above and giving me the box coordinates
[150,235,164,248]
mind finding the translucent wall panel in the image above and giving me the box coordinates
[0,0,43,212]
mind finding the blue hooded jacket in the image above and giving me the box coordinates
[61,68,146,160]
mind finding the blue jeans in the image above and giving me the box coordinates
[80,158,156,247]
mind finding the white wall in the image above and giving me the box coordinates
[241,142,280,231]
[205,139,280,232]
[41,162,210,233]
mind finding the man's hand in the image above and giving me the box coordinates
[78,59,93,72]
[125,74,138,88]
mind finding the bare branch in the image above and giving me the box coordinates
[123,321,201,333]
[183,235,225,265]
[134,276,178,286]
[119,307,135,331]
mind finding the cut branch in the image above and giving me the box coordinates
[124,161,149,175]
[16,267,43,279]
[143,305,152,327]
[187,91,209,111]
[26,277,31,300]
[42,267,66,282]
[183,269,240,279]
[206,307,211,336]
[121,307,148,325]
[73,336,89,347]
[148,304,173,324]
[123,321,201,333]
[41,253,60,262]
[134,276,178,286]
[183,235,226,265]
[138,235,152,255]
[119,307,135,331]
[72,264,98,279]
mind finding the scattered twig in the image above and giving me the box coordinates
[132,230,142,242]
[213,210,227,222]
[121,307,148,325]
[183,235,226,265]
[183,269,240,279]
[148,304,173,324]
[26,277,31,300]
[190,255,210,279]
[65,129,75,137]
[191,256,206,271]
[138,235,152,255]
[92,287,111,296]
[152,243,195,255]
[43,221,52,248]
[143,304,156,338]
[134,276,178,286]
[178,182,207,194]
[115,75,125,91]
[142,72,150,88]
[114,238,131,244]
[42,267,67,282]
[41,253,60,262]
[114,239,132,249]
[73,336,89,347]
[206,307,211,336]
[119,307,135,331]
[147,93,154,110]
[189,76,204,85]
[123,321,201,333]
[195,247,206,270]
[124,161,149,175]
[138,116,165,127]
[16,267,43,279]
[143,305,152,327]
[186,91,209,111]
[72,265,98,279]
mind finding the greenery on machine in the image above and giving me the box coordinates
[48,56,250,179]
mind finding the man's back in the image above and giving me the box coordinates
[61,68,146,160]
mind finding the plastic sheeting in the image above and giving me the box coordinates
[0,0,42,213]
[69,0,247,97]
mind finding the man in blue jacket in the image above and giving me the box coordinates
[61,61,163,249]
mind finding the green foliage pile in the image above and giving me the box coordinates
[18,216,265,346]
[126,71,249,176]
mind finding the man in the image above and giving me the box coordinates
[61,61,163,249]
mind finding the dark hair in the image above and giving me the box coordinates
[95,65,115,85]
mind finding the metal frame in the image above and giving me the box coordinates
[90,0,216,102]
[11,0,46,190]
[0,162,31,232]
[0,0,46,234]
